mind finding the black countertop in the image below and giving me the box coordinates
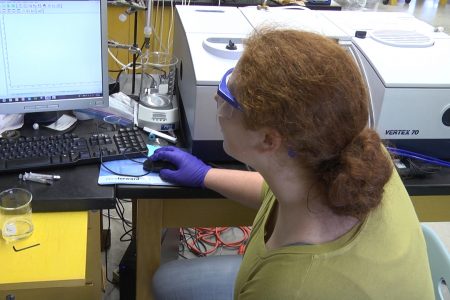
[402,168,450,197]
[0,164,115,212]
[0,119,118,212]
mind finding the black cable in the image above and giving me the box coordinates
[98,122,117,131]
[192,228,208,255]
[113,198,133,242]
[112,67,125,96]
[100,151,150,177]
[102,198,133,242]
[178,229,192,259]
[120,228,133,242]
[178,240,188,259]
[407,158,441,177]
[409,159,441,174]
[398,157,442,179]
[95,123,140,246]
[115,198,132,226]
[141,73,158,90]
[118,208,132,238]
[115,201,132,228]
[181,228,209,257]
[95,121,151,177]
[123,150,149,164]
[179,229,188,258]
[112,62,143,98]
[178,253,188,259]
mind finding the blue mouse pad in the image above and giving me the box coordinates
[98,145,174,186]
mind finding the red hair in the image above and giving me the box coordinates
[232,28,392,219]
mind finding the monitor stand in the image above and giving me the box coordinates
[24,111,59,126]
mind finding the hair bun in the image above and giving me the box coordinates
[325,128,392,218]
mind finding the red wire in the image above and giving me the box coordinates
[180,228,219,256]
[180,226,252,256]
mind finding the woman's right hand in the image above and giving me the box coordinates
[150,146,212,188]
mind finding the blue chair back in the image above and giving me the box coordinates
[422,224,450,300]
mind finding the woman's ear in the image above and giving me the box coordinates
[259,128,283,154]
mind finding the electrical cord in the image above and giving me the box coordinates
[181,228,218,256]
[115,199,134,242]
[116,198,135,242]
[120,228,133,242]
[112,62,143,98]
[100,198,131,223]
[408,159,441,174]
[115,198,133,227]
[95,121,151,177]
[102,199,133,266]
[102,212,127,221]
[120,198,133,202]
[394,157,441,179]
[94,123,141,244]
[179,227,251,257]
[99,147,151,177]
[388,147,444,178]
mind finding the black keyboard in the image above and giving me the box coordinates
[0,127,148,174]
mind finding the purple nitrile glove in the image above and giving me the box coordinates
[150,146,212,188]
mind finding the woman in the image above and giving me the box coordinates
[151,29,434,299]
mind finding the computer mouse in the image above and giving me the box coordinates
[143,159,178,173]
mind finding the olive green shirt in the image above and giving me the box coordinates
[234,170,434,299]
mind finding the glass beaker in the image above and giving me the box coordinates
[139,52,178,109]
[0,188,33,242]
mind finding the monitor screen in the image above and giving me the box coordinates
[0,0,108,115]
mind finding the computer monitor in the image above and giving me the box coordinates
[0,0,108,118]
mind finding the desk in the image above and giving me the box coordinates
[117,168,450,300]
[0,210,102,299]
[0,120,116,212]
[5,119,450,299]
[0,120,118,298]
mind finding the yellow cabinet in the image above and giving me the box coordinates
[0,211,102,300]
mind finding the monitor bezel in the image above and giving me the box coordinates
[0,0,109,115]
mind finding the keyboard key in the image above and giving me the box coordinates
[79,152,90,159]
[61,154,70,163]
[51,155,60,163]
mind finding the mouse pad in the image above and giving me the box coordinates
[98,145,174,186]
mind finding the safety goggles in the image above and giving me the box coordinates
[216,68,243,118]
